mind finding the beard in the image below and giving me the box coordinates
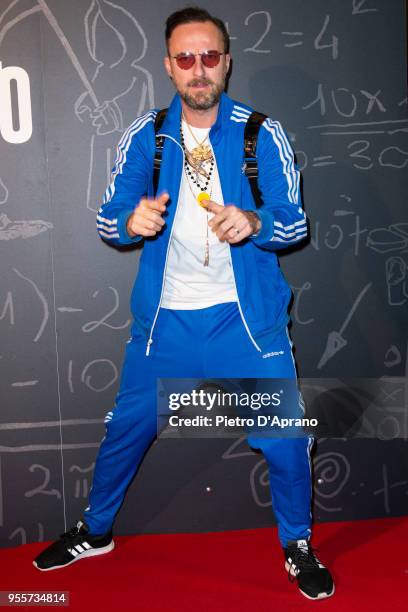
[180,77,225,110]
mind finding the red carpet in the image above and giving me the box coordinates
[0,517,407,610]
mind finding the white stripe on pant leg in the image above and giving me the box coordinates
[285,327,297,375]
[286,324,314,538]
[306,435,314,535]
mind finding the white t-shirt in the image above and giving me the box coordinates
[161,119,237,310]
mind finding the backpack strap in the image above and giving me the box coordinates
[153,108,168,195]
[243,111,268,206]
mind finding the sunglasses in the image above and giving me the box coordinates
[171,50,225,70]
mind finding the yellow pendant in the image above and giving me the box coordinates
[197,191,210,208]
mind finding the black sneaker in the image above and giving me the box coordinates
[284,539,335,600]
[33,519,114,571]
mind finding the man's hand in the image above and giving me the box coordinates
[204,200,261,244]
[126,192,169,238]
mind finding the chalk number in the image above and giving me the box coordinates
[0,61,32,144]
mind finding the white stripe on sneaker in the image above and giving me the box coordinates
[74,545,85,553]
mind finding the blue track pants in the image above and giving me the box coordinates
[83,302,313,547]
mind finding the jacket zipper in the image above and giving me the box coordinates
[226,245,261,352]
[145,133,184,356]
[145,131,261,356]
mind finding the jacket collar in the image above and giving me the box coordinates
[160,91,234,145]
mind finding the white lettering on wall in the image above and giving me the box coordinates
[0,61,32,144]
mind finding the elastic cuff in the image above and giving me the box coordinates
[250,208,274,245]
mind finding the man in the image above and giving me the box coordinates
[34,6,334,601]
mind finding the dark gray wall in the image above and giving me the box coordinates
[0,0,407,548]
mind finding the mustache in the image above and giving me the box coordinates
[187,78,213,87]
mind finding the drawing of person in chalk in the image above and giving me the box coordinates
[0,0,154,212]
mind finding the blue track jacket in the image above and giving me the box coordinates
[96,92,308,356]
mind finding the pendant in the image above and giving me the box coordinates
[185,151,211,180]
[204,239,209,266]
[191,144,212,164]
[197,191,210,208]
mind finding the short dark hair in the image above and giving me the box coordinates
[165,6,230,54]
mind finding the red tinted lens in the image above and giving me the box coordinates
[201,51,221,67]
[175,54,195,69]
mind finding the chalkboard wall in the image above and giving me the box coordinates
[0,0,407,548]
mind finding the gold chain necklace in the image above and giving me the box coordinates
[181,118,217,266]
[182,112,208,147]
[183,160,215,267]
[181,115,213,173]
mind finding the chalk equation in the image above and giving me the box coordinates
[221,436,407,516]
